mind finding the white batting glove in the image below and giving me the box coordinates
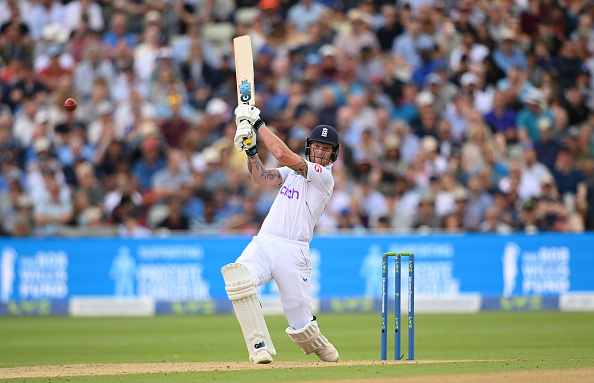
[235,105,261,126]
[234,120,256,152]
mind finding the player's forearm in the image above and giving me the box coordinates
[258,124,301,167]
[247,153,282,185]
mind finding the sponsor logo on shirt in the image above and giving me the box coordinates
[280,185,300,199]
[314,164,322,173]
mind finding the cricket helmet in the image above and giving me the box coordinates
[305,125,340,163]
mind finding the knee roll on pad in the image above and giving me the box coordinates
[221,263,276,360]
[285,319,330,355]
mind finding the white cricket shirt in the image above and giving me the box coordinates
[260,161,334,243]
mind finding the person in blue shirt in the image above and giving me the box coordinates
[131,137,165,192]
[391,18,434,72]
[102,11,136,54]
[516,90,554,143]
[483,90,517,143]
[492,29,526,73]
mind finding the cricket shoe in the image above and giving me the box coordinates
[315,343,339,362]
[253,349,273,364]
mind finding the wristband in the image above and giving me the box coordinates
[253,118,264,131]
[246,146,258,157]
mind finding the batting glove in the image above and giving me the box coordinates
[235,105,265,131]
[234,120,257,154]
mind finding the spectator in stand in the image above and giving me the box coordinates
[484,90,517,143]
[156,196,189,231]
[516,198,545,233]
[73,42,116,101]
[151,148,192,202]
[134,23,163,83]
[102,9,137,56]
[522,141,552,190]
[534,117,561,170]
[391,17,434,72]
[132,136,165,193]
[333,9,380,59]
[376,4,403,52]
[118,208,151,238]
[104,170,143,221]
[33,176,72,236]
[38,44,71,92]
[463,175,494,231]
[160,93,192,148]
[516,89,554,143]
[27,0,65,41]
[449,31,490,73]
[562,83,590,126]
[555,40,584,91]
[411,194,440,230]
[480,206,512,233]
[63,0,104,35]
[552,147,589,217]
[76,77,111,124]
[287,0,327,33]
[492,29,527,73]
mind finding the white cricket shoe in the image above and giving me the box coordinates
[315,343,339,362]
[253,349,273,364]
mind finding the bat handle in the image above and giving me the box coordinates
[239,118,253,146]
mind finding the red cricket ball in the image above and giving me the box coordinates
[64,98,77,111]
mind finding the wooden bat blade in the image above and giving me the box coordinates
[233,35,255,146]
[233,35,255,107]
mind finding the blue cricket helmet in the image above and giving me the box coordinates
[305,125,340,163]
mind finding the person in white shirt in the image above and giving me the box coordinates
[221,105,340,364]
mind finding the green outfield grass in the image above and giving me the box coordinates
[1,312,593,382]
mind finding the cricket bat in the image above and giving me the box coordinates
[233,35,255,146]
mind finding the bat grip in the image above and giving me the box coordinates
[239,119,253,146]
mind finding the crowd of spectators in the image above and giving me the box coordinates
[0,0,593,237]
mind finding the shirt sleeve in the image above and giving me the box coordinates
[306,162,334,194]
[278,166,292,183]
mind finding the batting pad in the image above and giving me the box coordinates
[286,319,330,355]
[221,263,276,360]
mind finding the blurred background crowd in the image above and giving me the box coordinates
[0,0,593,237]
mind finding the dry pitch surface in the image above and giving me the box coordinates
[1,360,592,382]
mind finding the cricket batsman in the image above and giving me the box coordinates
[221,105,341,364]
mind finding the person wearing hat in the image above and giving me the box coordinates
[516,89,554,143]
[492,29,527,73]
[333,8,380,58]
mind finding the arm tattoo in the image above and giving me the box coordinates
[248,155,282,185]
[289,158,308,178]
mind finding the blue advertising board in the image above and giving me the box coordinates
[1,233,593,315]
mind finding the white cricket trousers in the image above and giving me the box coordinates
[236,231,312,330]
